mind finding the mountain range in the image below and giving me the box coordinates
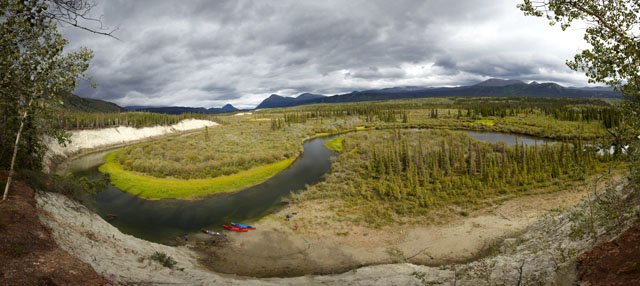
[62,94,240,115]
[68,79,622,113]
[124,104,239,114]
[256,79,621,109]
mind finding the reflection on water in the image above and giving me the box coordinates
[464,131,553,146]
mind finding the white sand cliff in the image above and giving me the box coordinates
[45,119,218,170]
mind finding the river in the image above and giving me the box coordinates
[69,130,552,244]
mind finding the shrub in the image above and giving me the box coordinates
[149,251,177,269]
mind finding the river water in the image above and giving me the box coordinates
[69,131,551,244]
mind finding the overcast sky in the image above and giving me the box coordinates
[63,0,593,109]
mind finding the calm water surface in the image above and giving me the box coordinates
[464,131,553,146]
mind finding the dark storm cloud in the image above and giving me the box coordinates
[63,0,591,108]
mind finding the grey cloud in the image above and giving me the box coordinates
[346,67,407,80]
[62,0,592,108]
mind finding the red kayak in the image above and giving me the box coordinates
[231,222,256,230]
[223,225,248,232]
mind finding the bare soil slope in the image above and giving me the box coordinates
[0,178,107,285]
[578,223,640,285]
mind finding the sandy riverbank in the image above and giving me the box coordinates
[35,191,456,285]
[36,174,631,285]
[201,174,617,278]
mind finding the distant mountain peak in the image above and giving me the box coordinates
[124,103,238,115]
[539,82,563,89]
[256,93,324,109]
[220,104,238,112]
[474,78,526,87]
[296,93,324,100]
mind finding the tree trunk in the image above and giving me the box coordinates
[2,98,33,201]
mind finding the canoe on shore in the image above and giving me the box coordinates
[231,222,256,230]
[223,225,248,232]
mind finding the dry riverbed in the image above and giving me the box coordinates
[201,178,604,277]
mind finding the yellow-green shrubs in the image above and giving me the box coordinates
[114,120,305,180]
[99,151,295,200]
[324,137,345,152]
[474,119,495,126]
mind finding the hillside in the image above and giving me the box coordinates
[63,94,123,113]
[0,178,108,285]
[256,93,325,109]
[126,104,239,114]
[255,79,621,109]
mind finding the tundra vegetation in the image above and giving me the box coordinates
[113,120,305,180]
[98,97,628,201]
[100,152,296,200]
[99,113,368,198]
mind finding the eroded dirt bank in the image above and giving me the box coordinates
[36,191,453,285]
[578,223,640,285]
[0,179,108,285]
